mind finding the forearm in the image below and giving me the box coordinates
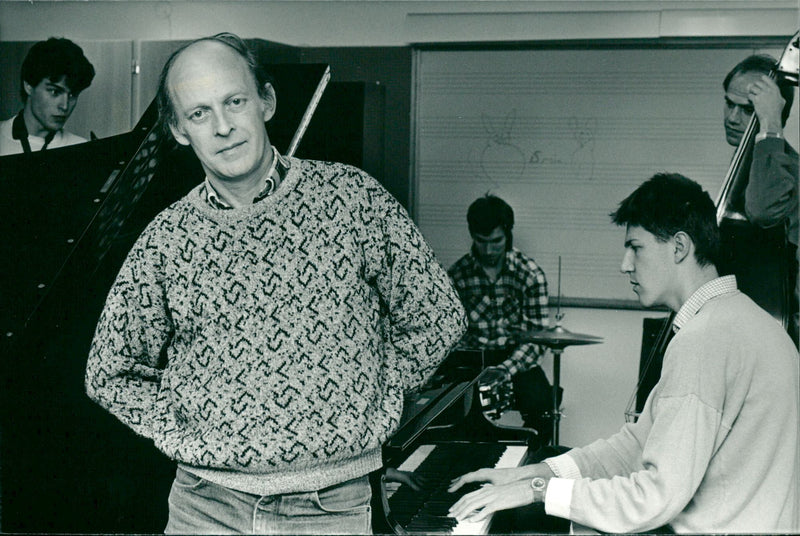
[500,342,542,375]
[745,138,798,227]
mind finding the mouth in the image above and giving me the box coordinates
[725,125,743,136]
[217,141,246,154]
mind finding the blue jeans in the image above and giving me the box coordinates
[164,467,372,534]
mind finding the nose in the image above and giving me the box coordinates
[57,93,70,111]
[620,250,634,274]
[213,110,234,136]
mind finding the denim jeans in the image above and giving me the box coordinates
[164,467,372,534]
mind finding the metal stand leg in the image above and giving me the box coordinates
[551,348,562,445]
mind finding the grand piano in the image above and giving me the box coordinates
[374,350,570,535]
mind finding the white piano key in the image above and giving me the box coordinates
[451,445,527,535]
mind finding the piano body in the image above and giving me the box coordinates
[374,350,574,535]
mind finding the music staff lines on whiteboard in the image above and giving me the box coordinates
[421,116,719,142]
[422,71,719,95]
[420,160,723,184]
[516,210,610,230]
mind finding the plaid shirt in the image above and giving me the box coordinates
[448,247,549,375]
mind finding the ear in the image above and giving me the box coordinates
[168,122,191,147]
[261,82,276,122]
[23,81,34,97]
[672,231,692,264]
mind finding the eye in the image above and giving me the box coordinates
[228,97,246,109]
[188,109,208,123]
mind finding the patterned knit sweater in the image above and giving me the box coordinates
[85,158,466,494]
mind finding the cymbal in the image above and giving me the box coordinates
[514,325,603,348]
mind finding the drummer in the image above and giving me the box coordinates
[448,194,552,444]
[448,173,799,534]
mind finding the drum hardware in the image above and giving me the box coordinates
[514,257,604,444]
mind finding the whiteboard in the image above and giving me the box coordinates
[414,45,798,305]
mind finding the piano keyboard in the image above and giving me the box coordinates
[385,442,527,534]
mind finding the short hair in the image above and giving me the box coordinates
[467,194,514,248]
[156,32,273,135]
[723,54,794,126]
[20,37,95,102]
[610,173,720,268]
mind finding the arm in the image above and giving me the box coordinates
[502,264,549,375]
[363,179,467,391]
[450,333,725,533]
[744,75,799,229]
[546,335,725,533]
[85,230,172,439]
[448,462,556,522]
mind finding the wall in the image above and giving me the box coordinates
[1,1,796,447]
[0,1,796,45]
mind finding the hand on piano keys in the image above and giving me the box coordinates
[447,474,538,525]
[383,443,527,534]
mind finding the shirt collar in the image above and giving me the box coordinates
[204,146,290,210]
[672,275,737,332]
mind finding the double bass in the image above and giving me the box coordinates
[628,31,800,419]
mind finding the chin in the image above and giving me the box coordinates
[725,131,742,147]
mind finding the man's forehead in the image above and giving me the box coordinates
[167,42,255,102]
[40,76,69,89]
[170,41,249,84]
[472,228,505,240]
[727,71,763,97]
[625,225,652,242]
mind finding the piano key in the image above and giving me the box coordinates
[385,442,527,534]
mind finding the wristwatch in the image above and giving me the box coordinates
[530,477,547,503]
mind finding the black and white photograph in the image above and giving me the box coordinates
[0,2,798,534]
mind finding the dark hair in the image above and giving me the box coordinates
[723,54,794,126]
[610,173,720,267]
[156,32,273,135]
[20,37,95,102]
[467,194,514,249]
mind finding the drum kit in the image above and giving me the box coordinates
[479,257,604,446]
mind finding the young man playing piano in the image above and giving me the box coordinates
[449,173,799,533]
[85,32,465,534]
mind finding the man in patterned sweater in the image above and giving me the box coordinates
[448,194,551,442]
[85,33,466,534]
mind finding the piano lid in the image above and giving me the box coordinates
[0,63,330,346]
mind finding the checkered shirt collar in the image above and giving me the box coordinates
[204,146,290,210]
[672,275,737,332]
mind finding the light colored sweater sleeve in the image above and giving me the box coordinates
[545,333,725,533]
[85,222,172,439]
